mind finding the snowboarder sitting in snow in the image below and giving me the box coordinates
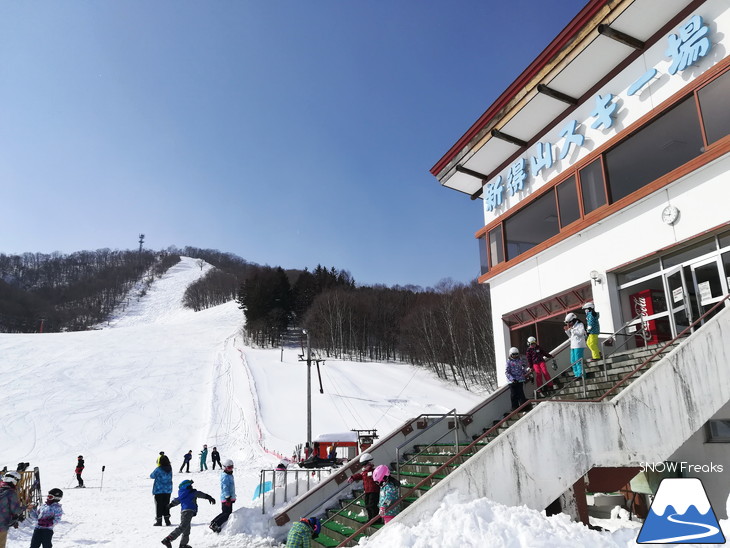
[0,471,23,548]
[285,517,321,548]
[28,488,64,548]
[161,479,215,548]
[75,456,84,488]
[347,453,380,523]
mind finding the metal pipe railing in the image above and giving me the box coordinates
[258,467,336,514]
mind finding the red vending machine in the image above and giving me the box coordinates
[629,289,669,345]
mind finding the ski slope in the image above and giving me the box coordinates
[0,256,725,547]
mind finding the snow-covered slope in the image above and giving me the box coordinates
[1,257,721,547]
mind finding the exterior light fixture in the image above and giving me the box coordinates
[590,270,603,285]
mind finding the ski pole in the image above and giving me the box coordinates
[100,466,105,491]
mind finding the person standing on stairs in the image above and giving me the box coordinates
[564,312,587,379]
[373,465,401,524]
[347,452,380,523]
[506,347,529,410]
[525,336,554,392]
[150,455,173,527]
[582,302,602,361]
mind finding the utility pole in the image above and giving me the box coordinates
[305,329,312,446]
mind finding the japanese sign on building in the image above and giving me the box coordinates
[484,14,713,212]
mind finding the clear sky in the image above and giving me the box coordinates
[0,0,587,288]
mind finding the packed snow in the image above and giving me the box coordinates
[1,256,727,547]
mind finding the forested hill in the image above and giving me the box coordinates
[0,249,180,332]
[0,246,496,390]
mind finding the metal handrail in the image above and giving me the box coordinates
[599,313,649,380]
[258,467,336,514]
[336,295,730,547]
[396,409,465,480]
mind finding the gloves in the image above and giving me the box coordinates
[379,507,385,517]
[208,497,216,505]
[347,477,354,484]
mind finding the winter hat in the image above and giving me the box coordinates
[179,479,194,490]
[2,471,21,485]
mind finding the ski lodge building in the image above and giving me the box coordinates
[431,0,730,516]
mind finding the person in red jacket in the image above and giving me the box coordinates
[347,453,380,523]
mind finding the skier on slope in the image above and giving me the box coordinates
[74,456,85,488]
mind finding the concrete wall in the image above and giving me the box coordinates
[391,305,730,527]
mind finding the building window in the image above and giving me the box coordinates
[579,158,607,214]
[604,96,704,202]
[478,235,488,275]
[698,69,730,145]
[706,420,730,443]
[488,225,504,267]
[556,175,580,228]
[662,238,716,268]
[504,191,559,260]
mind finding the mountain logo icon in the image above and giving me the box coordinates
[637,477,726,544]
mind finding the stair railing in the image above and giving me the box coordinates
[395,409,466,479]
[599,313,649,380]
[338,295,730,547]
[318,489,368,535]
[258,467,337,514]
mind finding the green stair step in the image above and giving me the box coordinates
[313,533,341,548]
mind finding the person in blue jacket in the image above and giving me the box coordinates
[161,479,215,548]
[150,455,173,526]
[209,459,236,533]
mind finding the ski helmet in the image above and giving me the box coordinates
[48,488,63,501]
[582,302,594,310]
[564,312,577,323]
[2,471,21,485]
[372,464,390,483]
[179,479,194,490]
[527,336,537,345]
[307,517,321,537]
[359,452,373,464]
[509,347,519,357]
[223,459,234,468]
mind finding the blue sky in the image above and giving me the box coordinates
[0,1,587,288]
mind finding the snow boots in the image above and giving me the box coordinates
[209,522,221,533]
[164,515,171,526]
[154,518,162,526]
[161,538,172,548]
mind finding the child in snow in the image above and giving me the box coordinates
[199,445,208,472]
[347,453,380,522]
[179,451,192,474]
[150,455,173,526]
[373,465,400,524]
[28,488,64,548]
[285,517,321,548]
[0,471,23,548]
[161,479,215,548]
[209,459,236,533]
[75,456,84,488]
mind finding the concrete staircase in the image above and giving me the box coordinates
[282,302,730,547]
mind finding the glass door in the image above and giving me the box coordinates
[690,256,728,320]
[664,265,692,337]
